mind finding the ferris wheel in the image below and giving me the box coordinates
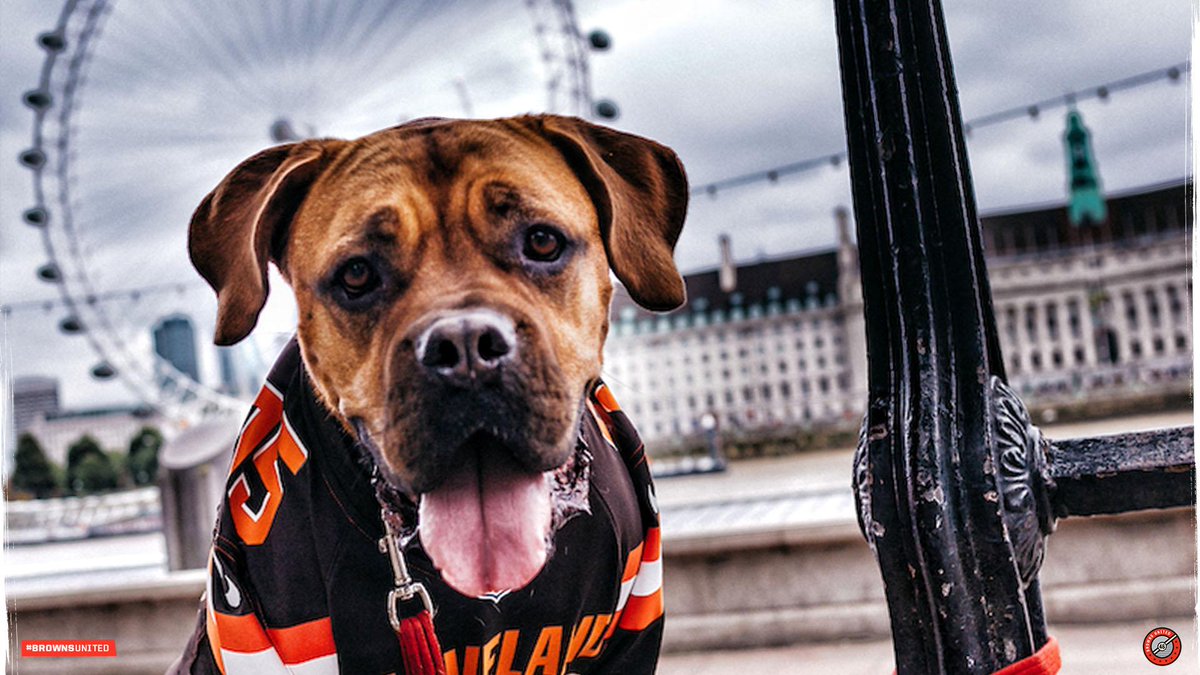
[20,0,614,424]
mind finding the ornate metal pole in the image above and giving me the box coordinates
[835,0,1050,670]
[834,1,1195,673]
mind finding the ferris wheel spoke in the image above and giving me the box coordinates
[137,1,278,111]
[29,0,595,422]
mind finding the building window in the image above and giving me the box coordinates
[1052,350,1063,367]
[761,385,772,400]
[819,377,829,393]
[1146,289,1162,327]
[1153,337,1165,355]
[1030,352,1042,371]
[1123,292,1138,329]
[1074,348,1085,365]
[1025,304,1038,341]
[1011,354,1022,373]
[1067,300,1081,339]
[1175,334,1188,351]
[1166,285,1183,320]
[1045,303,1059,340]
[781,382,791,399]
[1130,340,1143,358]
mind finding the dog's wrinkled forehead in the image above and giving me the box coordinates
[291,121,596,268]
[188,114,688,347]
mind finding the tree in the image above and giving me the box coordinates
[73,452,119,493]
[11,433,59,498]
[127,426,164,486]
[66,435,107,494]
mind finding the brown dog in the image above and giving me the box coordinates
[177,116,687,674]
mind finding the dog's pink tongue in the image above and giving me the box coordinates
[418,449,551,598]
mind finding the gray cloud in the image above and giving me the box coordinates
[0,0,1190,410]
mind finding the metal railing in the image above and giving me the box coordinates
[832,0,1195,672]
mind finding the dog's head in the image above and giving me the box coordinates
[190,116,686,595]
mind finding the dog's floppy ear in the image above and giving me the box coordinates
[189,140,341,346]
[533,116,688,311]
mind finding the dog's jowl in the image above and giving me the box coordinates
[171,116,687,674]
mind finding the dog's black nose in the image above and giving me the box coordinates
[417,310,516,383]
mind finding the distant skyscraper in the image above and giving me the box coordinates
[217,346,241,397]
[153,314,200,384]
[216,344,262,398]
[12,376,60,434]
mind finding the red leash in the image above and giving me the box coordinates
[380,510,446,675]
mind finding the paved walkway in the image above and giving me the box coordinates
[660,618,1200,674]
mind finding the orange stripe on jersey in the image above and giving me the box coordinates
[617,589,663,631]
[586,401,617,447]
[593,384,621,413]
[622,542,644,582]
[205,604,227,674]
[212,611,274,653]
[266,616,336,664]
[643,527,662,562]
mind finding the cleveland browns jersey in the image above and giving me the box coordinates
[171,339,664,674]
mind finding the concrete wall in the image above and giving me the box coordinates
[7,508,1194,673]
[662,507,1196,653]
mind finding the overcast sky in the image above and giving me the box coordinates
[0,0,1191,413]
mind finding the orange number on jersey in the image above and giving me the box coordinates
[227,383,309,545]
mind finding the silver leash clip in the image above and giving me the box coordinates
[378,513,434,629]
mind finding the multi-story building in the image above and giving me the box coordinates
[153,314,200,385]
[12,375,60,435]
[604,177,1191,444]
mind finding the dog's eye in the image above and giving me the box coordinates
[523,225,565,262]
[337,258,379,296]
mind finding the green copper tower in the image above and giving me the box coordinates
[1063,109,1107,227]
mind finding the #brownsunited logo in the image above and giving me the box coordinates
[1144,626,1182,666]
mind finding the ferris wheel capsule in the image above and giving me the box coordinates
[37,31,66,52]
[91,362,117,379]
[60,316,84,334]
[23,89,53,111]
[19,148,46,168]
[594,98,619,119]
[23,207,48,227]
[588,30,611,50]
[37,263,61,282]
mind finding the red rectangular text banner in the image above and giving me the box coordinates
[21,640,117,658]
